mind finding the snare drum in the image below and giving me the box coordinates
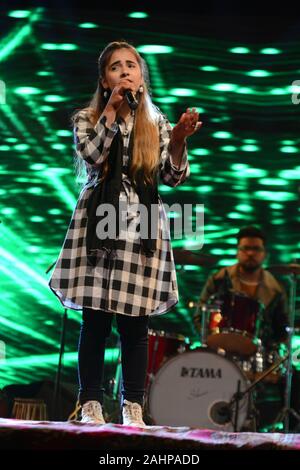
[146,329,189,387]
[147,347,250,431]
[203,292,263,356]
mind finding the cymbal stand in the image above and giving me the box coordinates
[271,272,300,432]
[233,379,242,432]
[229,354,289,431]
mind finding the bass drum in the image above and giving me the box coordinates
[147,348,250,431]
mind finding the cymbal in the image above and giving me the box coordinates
[267,263,300,276]
[173,249,217,266]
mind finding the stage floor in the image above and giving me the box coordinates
[1,418,300,451]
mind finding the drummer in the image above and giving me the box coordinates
[193,225,289,348]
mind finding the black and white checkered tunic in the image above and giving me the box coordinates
[49,109,190,316]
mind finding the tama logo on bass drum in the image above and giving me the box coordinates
[181,367,222,378]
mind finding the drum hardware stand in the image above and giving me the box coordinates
[45,260,68,421]
[269,270,300,433]
[143,335,160,425]
[51,307,68,421]
[105,338,122,423]
[198,301,222,345]
[254,301,265,345]
[233,380,242,432]
[200,304,207,344]
[147,335,160,385]
[228,354,289,432]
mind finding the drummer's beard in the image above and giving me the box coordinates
[239,260,261,273]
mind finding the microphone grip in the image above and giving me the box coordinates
[125,90,139,110]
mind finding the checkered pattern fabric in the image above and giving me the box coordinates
[49,109,190,316]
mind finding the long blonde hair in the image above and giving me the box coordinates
[72,41,161,185]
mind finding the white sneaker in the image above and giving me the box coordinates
[81,400,105,425]
[122,399,146,427]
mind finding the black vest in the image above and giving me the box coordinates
[86,126,159,266]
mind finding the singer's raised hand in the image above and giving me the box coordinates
[171,108,202,142]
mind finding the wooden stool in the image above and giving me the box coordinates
[12,398,48,420]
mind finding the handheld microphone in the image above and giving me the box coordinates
[125,90,139,110]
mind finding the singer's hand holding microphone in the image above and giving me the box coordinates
[105,79,137,113]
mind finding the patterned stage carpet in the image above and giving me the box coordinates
[1,418,300,450]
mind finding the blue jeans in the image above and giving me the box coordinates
[78,308,149,406]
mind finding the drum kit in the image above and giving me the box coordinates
[144,253,300,432]
[102,252,300,431]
